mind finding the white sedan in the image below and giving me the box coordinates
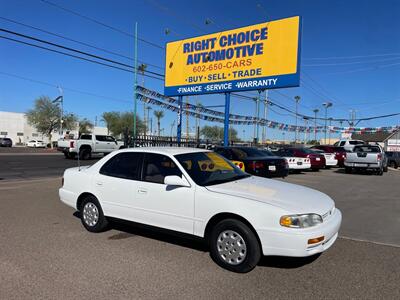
[27,140,46,148]
[59,147,342,273]
[312,149,338,167]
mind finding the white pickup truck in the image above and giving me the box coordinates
[344,144,388,175]
[57,134,124,159]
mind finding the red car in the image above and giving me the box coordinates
[284,147,326,170]
[311,145,347,167]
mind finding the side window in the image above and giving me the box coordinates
[100,152,143,180]
[106,136,116,142]
[339,141,346,146]
[96,135,106,142]
[143,153,182,184]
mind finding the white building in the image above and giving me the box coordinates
[0,111,107,146]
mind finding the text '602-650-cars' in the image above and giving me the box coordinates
[59,147,342,273]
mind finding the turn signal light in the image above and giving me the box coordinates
[308,236,325,245]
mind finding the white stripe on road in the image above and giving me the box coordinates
[339,235,400,248]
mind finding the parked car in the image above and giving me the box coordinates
[386,151,400,169]
[344,145,388,175]
[214,146,289,178]
[57,134,124,159]
[0,137,12,147]
[310,145,347,167]
[277,147,325,171]
[310,149,338,168]
[26,140,46,148]
[333,139,365,152]
[59,147,342,273]
[274,148,311,172]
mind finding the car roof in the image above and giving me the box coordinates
[118,147,210,156]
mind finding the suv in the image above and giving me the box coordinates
[334,140,365,152]
[0,137,12,147]
[386,151,400,169]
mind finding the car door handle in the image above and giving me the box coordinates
[96,181,103,186]
[137,188,147,194]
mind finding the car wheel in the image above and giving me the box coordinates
[390,162,397,169]
[209,219,261,273]
[79,148,91,160]
[63,152,71,159]
[377,168,384,176]
[345,167,352,174]
[79,195,108,233]
[383,165,388,172]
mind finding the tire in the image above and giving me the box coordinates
[390,162,397,169]
[209,219,261,273]
[345,167,352,174]
[79,195,109,233]
[79,148,91,160]
[377,168,384,176]
[383,165,388,172]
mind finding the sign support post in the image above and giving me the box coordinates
[133,22,138,147]
[224,92,231,146]
[177,95,183,146]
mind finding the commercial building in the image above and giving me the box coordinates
[0,111,106,146]
[351,130,400,151]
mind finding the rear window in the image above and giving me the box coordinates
[354,146,380,153]
[80,134,92,140]
[2,138,11,141]
[349,141,365,145]
[231,147,267,159]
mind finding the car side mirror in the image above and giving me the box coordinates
[164,175,190,187]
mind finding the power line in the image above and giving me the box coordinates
[0,35,164,81]
[303,57,400,67]
[0,16,164,71]
[39,0,164,50]
[304,52,400,61]
[0,27,165,78]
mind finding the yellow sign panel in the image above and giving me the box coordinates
[164,16,301,96]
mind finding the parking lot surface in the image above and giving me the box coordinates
[1,154,399,299]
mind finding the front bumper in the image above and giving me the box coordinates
[257,208,342,257]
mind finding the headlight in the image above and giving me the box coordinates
[280,214,323,228]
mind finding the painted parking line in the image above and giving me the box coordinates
[339,236,400,248]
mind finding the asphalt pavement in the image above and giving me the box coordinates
[0,152,399,299]
[0,178,399,299]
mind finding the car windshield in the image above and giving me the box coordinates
[232,147,268,158]
[175,152,250,186]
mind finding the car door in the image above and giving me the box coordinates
[93,152,144,221]
[135,152,195,234]
[94,135,107,152]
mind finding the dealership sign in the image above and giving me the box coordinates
[164,16,301,96]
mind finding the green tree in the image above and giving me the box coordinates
[101,112,119,134]
[101,111,144,137]
[201,125,238,141]
[78,118,94,135]
[26,96,77,147]
[153,110,164,136]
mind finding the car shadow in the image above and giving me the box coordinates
[72,213,322,269]
[334,168,378,176]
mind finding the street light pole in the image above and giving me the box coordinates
[57,86,63,139]
[294,96,301,145]
[313,108,319,142]
[323,102,333,144]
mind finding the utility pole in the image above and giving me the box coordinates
[253,97,258,144]
[328,118,333,144]
[303,117,309,144]
[323,102,333,144]
[294,96,300,145]
[186,96,189,139]
[57,86,63,139]
[133,22,138,146]
[262,90,268,144]
[146,106,152,135]
[313,108,319,142]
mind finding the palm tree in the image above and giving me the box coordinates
[153,110,164,136]
[78,118,94,135]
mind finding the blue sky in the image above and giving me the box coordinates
[0,0,399,141]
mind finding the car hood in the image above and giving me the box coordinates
[205,176,334,215]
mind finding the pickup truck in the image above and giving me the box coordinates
[344,144,388,175]
[57,134,124,159]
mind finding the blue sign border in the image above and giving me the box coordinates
[164,16,302,97]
